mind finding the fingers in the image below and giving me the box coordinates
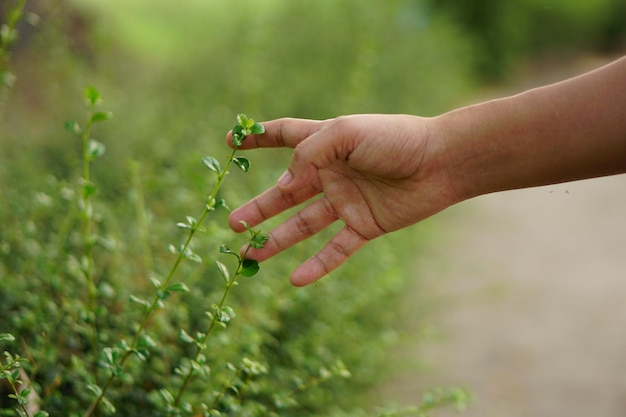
[228,180,321,232]
[242,196,339,261]
[243,203,368,287]
[226,117,324,150]
[290,226,368,287]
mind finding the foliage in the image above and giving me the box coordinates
[0,0,621,416]
[428,0,626,79]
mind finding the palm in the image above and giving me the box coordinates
[229,114,454,285]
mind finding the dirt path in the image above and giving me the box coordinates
[375,56,626,417]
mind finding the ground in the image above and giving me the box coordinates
[375,55,626,417]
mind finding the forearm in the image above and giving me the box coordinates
[434,56,626,201]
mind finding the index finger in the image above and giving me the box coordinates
[226,117,325,150]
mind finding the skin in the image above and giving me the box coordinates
[227,56,626,287]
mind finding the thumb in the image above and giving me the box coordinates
[277,122,354,192]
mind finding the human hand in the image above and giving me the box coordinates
[227,114,458,286]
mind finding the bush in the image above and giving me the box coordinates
[0,1,481,415]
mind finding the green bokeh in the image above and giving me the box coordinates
[0,0,622,414]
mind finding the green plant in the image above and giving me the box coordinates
[0,3,486,415]
[376,388,471,417]
[0,0,25,89]
[0,333,48,417]
[70,107,272,415]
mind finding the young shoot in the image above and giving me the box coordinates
[83,113,266,416]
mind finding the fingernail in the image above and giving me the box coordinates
[278,170,293,187]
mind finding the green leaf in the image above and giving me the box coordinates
[149,277,162,288]
[158,388,175,405]
[7,7,23,26]
[101,396,116,414]
[231,124,245,147]
[250,232,270,249]
[86,383,103,397]
[166,282,190,293]
[156,288,170,300]
[91,111,112,123]
[240,259,260,277]
[85,86,101,106]
[88,140,106,159]
[250,122,265,135]
[0,333,15,343]
[82,181,97,197]
[138,334,157,349]
[236,113,249,128]
[64,120,82,135]
[129,295,151,309]
[233,156,250,172]
[178,329,195,344]
[215,260,230,282]
[0,70,16,88]
[215,198,230,211]
[185,251,202,263]
[219,245,239,258]
[202,156,221,173]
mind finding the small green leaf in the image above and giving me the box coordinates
[82,181,97,197]
[215,260,230,282]
[101,396,116,414]
[215,198,230,211]
[250,233,270,249]
[7,8,23,26]
[156,288,170,300]
[202,156,221,173]
[129,295,151,308]
[64,120,82,135]
[178,329,195,344]
[85,86,101,106]
[231,124,245,147]
[233,156,250,172]
[240,259,260,277]
[0,333,15,343]
[158,388,175,405]
[206,197,216,211]
[88,140,106,159]
[250,122,265,135]
[166,282,190,293]
[185,252,202,263]
[138,334,157,349]
[91,111,112,123]
[86,383,103,397]
[149,277,162,288]
[219,244,239,258]
[236,113,249,128]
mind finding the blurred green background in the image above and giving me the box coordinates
[0,0,623,415]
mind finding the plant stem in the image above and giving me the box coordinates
[84,146,239,417]
[173,244,252,407]
[208,368,242,411]
[81,104,100,382]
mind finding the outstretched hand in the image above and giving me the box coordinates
[227,114,458,286]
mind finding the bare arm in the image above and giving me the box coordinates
[228,56,626,286]
[438,56,626,201]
